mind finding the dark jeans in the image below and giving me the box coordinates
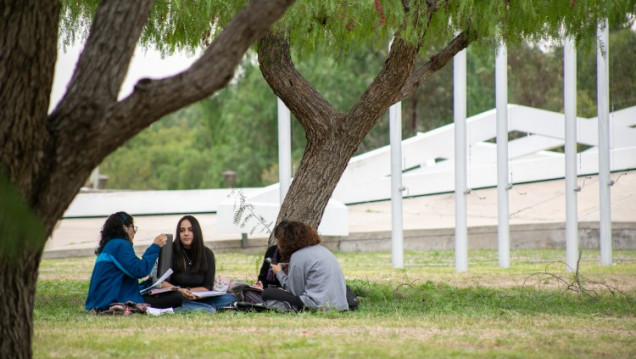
[197,293,236,309]
[143,291,182,309]
[262,287,304,310]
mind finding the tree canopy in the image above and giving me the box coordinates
[99,25,635,190]
[60,1,636,56]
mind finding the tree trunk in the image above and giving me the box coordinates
[0,249,41,359]
[0,2,59,356]
[0,0,59,204]
[277,126,359,226]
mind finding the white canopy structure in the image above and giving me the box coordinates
[212,104,636,238]
[328,104,636,204]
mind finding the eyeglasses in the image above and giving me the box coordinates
[129,225,138,233]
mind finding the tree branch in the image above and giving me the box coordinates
[345,5,428,138]
[111,0,296,135]
[54,0,153,110]
[257,31,338,139]
[347,37,417,128]
[398,30,474,100]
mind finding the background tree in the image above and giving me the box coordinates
[0,0,295,357]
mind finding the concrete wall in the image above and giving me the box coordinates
[42,221,636,259]
[329,221,636,252]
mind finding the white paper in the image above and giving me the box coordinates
[146,307,174,316]
[140,268,173,294]
[214,282,229,293]
[192,289,226,298]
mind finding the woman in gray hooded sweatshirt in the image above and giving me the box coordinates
[262,220,349,311]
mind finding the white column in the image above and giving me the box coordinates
[564,36,579,272]
[496,43,510,268]
[390,101,404,269]
[597,19,612,266]
[277,98,292,204]
[454,48,468,273]
[90,167,100,189]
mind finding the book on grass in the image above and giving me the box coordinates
[140,268,173,295]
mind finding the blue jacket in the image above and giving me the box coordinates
[85,238,159,311]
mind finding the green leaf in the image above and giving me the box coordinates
[0,173,46,261]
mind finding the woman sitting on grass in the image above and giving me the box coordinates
[262,220,349,311]
[160,215,236,313]
[253,244,282,289]
[85,211,182,312]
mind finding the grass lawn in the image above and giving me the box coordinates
[34,250,636,358]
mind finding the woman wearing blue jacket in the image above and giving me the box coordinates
[85,211,181,311]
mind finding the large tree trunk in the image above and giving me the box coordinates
[0,2,60,356]
[258,6,472,235]
[277,126,359,225]
[0,0,295,357]
[0,0,60,210]
[0,248,41,358]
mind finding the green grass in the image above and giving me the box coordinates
[34,250,636,358]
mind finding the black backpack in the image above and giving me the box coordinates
[346,285,359,311]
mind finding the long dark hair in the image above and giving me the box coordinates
[274,220,321,261]
[173,215,209,273]
[96,211,134,254]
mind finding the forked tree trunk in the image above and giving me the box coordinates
[259,30,418,230]
[258,7,472,234]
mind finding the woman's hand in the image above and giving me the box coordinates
[153,234,168,247]
[253,281,263,289]
[177,288,197,300]
[270,263,282,275]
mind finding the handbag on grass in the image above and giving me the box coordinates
[234,299,297,313]
[231,283,264,304]
[95,301,148,315]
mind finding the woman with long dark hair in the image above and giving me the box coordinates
[160,215,235,312]
[85,211,182,311]
[262,220,349,311]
